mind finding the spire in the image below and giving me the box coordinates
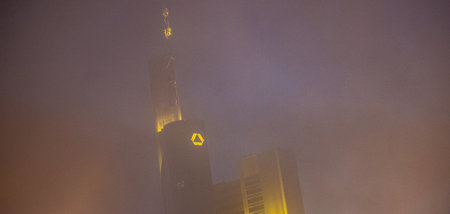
[162,8,172,40]
[151,3,182,174]
[161,7,173,53]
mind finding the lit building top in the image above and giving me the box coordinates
[162,8,172,40]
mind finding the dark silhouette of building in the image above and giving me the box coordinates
[159,120,215,214]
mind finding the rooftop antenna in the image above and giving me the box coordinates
[161,2,173,54]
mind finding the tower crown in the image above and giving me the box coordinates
[162,8,172,40]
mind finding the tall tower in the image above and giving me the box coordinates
[149,7,182,173]
[149,6,215,214]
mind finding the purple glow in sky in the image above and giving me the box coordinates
[1,0,449,213]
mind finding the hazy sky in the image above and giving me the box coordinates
[1,0,449,214]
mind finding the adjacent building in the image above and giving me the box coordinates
[213,150,306,214]
[214,180,245,214]
[239,150,305,214]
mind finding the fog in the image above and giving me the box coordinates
[1,0,449,213]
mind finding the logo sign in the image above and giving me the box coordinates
[190,133,204,146]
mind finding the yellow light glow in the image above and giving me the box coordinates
[164,27,172,39]
[190,133,204,146]
[162,8,169,18]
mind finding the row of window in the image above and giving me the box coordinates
[244,175,265,214]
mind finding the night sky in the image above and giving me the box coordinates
[1,0,449,213]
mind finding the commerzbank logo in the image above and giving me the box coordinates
[190,133,204,146]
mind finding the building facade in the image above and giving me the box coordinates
[238,150,305,214]
[159,120,215,214]
[214,180,245,214]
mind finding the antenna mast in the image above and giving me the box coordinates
[162,7,172,40]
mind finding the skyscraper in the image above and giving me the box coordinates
[149,7,215,214]
[239,150,305,214]
[159,120,215,214]
[149,7,182,173]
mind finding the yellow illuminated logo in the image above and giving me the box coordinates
[190,133,204,146]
